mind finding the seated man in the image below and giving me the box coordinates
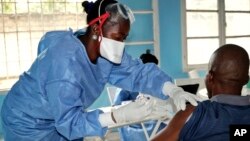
[113,50,167,141]
[152,44,250,141]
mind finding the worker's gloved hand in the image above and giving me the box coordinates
[111,100,153,124]
[162,82,203,111]
[137,94,177,120]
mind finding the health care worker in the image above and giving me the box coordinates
[1,0,201,140]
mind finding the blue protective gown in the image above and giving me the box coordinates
[179,95,250,141]
[113,90,167,141]
[1,29,171,141]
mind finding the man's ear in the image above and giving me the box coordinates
[205,71,213,98]
[207,70,214,83]
[206,70,215,90]
[242,75,249,85]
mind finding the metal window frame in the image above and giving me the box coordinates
[125,0,160,65]
[182,0,250,72]
[0,0,160,90]
[0,1,84,82]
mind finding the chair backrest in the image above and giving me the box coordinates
[178,83,199,94]
[174,78,208,100]
[174,78,205,92]
[106,86,120,105]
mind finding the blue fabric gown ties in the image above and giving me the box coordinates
[1,29,172,141]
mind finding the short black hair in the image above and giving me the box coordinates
[82,0,118,24]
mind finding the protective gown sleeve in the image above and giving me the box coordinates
[45,80,107,140]
[37,31,68,55]
[108,52,172,100]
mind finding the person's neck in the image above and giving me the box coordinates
[212,84,243,97]
[79,34,99,64]
[212,90,242,97]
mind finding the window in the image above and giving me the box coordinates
[0,0,160,91]
[0,0,86,90]
[182,0,250,71]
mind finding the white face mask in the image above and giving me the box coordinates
[100,37,125,64]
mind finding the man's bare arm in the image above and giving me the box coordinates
[151,105,196,141]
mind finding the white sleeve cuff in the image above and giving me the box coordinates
[98,112,115,127]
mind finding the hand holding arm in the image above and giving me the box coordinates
[162,82,203,111]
